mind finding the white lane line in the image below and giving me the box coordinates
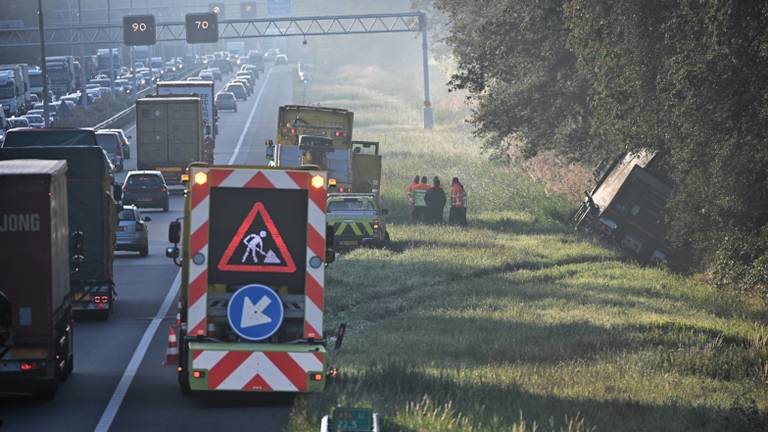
[228,67,273,165]
[94,271,181,432]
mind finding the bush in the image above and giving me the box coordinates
[711,225,768,297]
[54,95,132,128]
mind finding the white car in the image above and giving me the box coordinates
[21,114,45,128]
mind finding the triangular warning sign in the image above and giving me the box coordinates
[217,202,297,273]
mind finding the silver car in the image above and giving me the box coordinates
[115,205,151,256]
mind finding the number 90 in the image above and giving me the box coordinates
[132,22,148,32]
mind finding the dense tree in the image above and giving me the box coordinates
[435,0,768,292]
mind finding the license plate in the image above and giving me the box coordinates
[137,198,152,202]
[0,362,20,372]
[340,240,358,246]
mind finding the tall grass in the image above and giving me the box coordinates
[287,62,768,431]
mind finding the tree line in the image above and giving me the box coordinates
[426,0,768,294]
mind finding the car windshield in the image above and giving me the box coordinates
[218,93,234,100]
[23,115,43,123]
[328,198,376,213]
[118,209,137,221]
[127,174,163,187]
[96,134,119,153]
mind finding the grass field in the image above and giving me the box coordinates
[287,63,768,431]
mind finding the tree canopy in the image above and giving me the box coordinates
[434,0,768,291]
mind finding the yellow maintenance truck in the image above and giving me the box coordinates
[165,164,337,395]
[268,105,382,197]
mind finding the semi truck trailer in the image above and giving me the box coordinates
[0,159,77,399]
[156,80,217,160]
[136,96,204,184]
[0,129,119,319]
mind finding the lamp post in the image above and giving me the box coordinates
[108,0,115,98]
[38,0,50,128]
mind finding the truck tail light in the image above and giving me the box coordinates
[93,295,109,304]
[334,131,344,137]
[160,186,167,192]
[372,219,380,230]
[21,362,42,371]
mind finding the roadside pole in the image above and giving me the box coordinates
[108,0,115,98]
[77,0,88,106]
[419,12,434,130]
[38,0,50,128]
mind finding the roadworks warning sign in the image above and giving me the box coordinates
[217,202,297,273]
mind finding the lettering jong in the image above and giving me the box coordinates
[0,214,41,232]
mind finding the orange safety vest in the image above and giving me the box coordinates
[405,182,418,205]
[451,184,465,207]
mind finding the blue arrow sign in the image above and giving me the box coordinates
[227,284,284,341]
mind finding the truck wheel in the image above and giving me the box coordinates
[34,380,58,401]
[140,245,149,257]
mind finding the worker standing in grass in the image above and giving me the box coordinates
[449,177,468,226]
[424,176,447,224]
[412,176,430,222]
[405,175,420,211]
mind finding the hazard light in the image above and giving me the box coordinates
[310,372,323,381]
[194,171,208,185]
[311,175,324,189]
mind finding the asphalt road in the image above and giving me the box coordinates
[0,63,296,432]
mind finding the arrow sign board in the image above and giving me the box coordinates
[227,284,284,341]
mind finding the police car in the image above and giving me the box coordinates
[327,193,390,249]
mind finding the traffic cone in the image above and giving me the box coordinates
[163,325,178,366]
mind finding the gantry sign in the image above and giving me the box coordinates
[0,12,433,128]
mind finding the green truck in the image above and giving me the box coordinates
[136,96,204,184]
[327,193,390,249]
[0,129,119,319]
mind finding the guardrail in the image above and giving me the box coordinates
[93,66,203,130]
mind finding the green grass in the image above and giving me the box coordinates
[287,63,768,431]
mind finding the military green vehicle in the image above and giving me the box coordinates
[327,193,390,249]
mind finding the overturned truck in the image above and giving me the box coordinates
[573,151,673,264]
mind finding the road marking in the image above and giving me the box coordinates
[124,123,136,135]
[94,270,181,432]
[228,68,273,165]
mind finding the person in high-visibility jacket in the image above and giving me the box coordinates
[449,177,467,226]
[405,175,420,209]
[412,176,430,222]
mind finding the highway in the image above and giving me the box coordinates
[0,63,295,432]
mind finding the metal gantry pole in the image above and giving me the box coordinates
[419,12,434,130]
[78,0,88,106]
[38,0,50,128]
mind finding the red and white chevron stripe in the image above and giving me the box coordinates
[186,166,327,340]
[192,349,325,391]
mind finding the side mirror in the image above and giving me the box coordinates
[265,139,274,147]
[127,135,132,139]
[113,183,123,202]
[165,247,179,259]
[168,220,181,244]
[143,216,152,222]
[204,125,211,135]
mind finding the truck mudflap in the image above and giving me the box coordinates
[185,342,326,393]
[71,282,115,313]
